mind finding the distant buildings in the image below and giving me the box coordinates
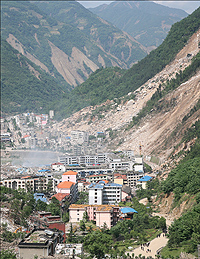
[71,130,89,145]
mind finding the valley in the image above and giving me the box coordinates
[1,2,200,259]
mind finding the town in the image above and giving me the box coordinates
[0,112,161,259]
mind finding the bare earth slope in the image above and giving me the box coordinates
[53,29,200,162]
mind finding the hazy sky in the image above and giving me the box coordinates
[79,1,200,14]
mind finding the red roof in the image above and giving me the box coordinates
[23,134,30,138]
[57,181,74,189]
[51,162,64,166]
[21,176,31,179]
[52,193,69,202]
[63,171,78,176]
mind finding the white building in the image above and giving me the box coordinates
[51,162,65,172]
[88,182,122,205]
[59,153,109,166]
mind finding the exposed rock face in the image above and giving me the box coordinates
[6,34,50,74]
[49,41,98,86]
[53,29,200,162]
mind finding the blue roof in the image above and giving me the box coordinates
[34,193,47,203]
[34,193,45,197]
[88,183,104,189]
[98,181,105,184]
[105,183,122,187]
[138,175,152,182]
[38,169,50,172]
[120,207,138,214]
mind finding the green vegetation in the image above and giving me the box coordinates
[34,1,147,67]
[90,1,187,48]
[54,67,125,120]
[137,119,200,256]
[1,39,67,115]
[0,250,17,259]
[0,186,35,226]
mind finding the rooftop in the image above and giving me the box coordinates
[57,181,74,189]
[120,207,138,214]
[63,171,78,176]
[52,193,70,202]
[138,175,152,182]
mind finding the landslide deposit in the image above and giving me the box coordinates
[53,29,200,164]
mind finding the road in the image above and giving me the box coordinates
[126,212,174,258]
[127,233,168,258]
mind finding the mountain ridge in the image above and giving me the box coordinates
[89,1,188,50]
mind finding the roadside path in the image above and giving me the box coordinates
[126,211,174,258]
[127,233,168,258]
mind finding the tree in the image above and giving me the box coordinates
[0,250,17,259]
[82,211,89,223]
[36,199,47,211]
[47,197,60,216]
[80,220,86,231]
[84,231,113,259]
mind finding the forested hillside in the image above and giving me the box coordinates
[53,7,200,120]
[1,40,65,115]
[89,1,187,50]
[1,1,147,89]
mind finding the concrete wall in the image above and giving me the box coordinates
[69,208,86,222]
[62,174,77,183]
[96,211,111,229]
[19,247,49,259]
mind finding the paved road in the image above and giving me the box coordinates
[127,233,168,258]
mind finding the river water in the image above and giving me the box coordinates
[9,150,62,167]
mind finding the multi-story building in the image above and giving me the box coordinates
[109,160,134,171]
[69,204,119,229]
[126,171,144,188]
[59,153,109,166]
[55,171,78,204]
[88,182,122,205]
[86,174,108,183]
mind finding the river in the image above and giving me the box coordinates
[9,150,62,167]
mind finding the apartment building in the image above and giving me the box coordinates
[88,182,122,205]
[55,171,78,204]
[126,171,144,188]
[109,160,134,171]
[69,204,119,229]
[59,153,109,166]
[86,174,108,183]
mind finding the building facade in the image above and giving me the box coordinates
[69,204,119,229]
[88,182,122,205]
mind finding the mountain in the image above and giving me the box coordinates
[1,1,147,88]
[1,39,65,115]
[89,1,188,51]
[53,7,200,120]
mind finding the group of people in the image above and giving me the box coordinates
[140,242,151,253]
